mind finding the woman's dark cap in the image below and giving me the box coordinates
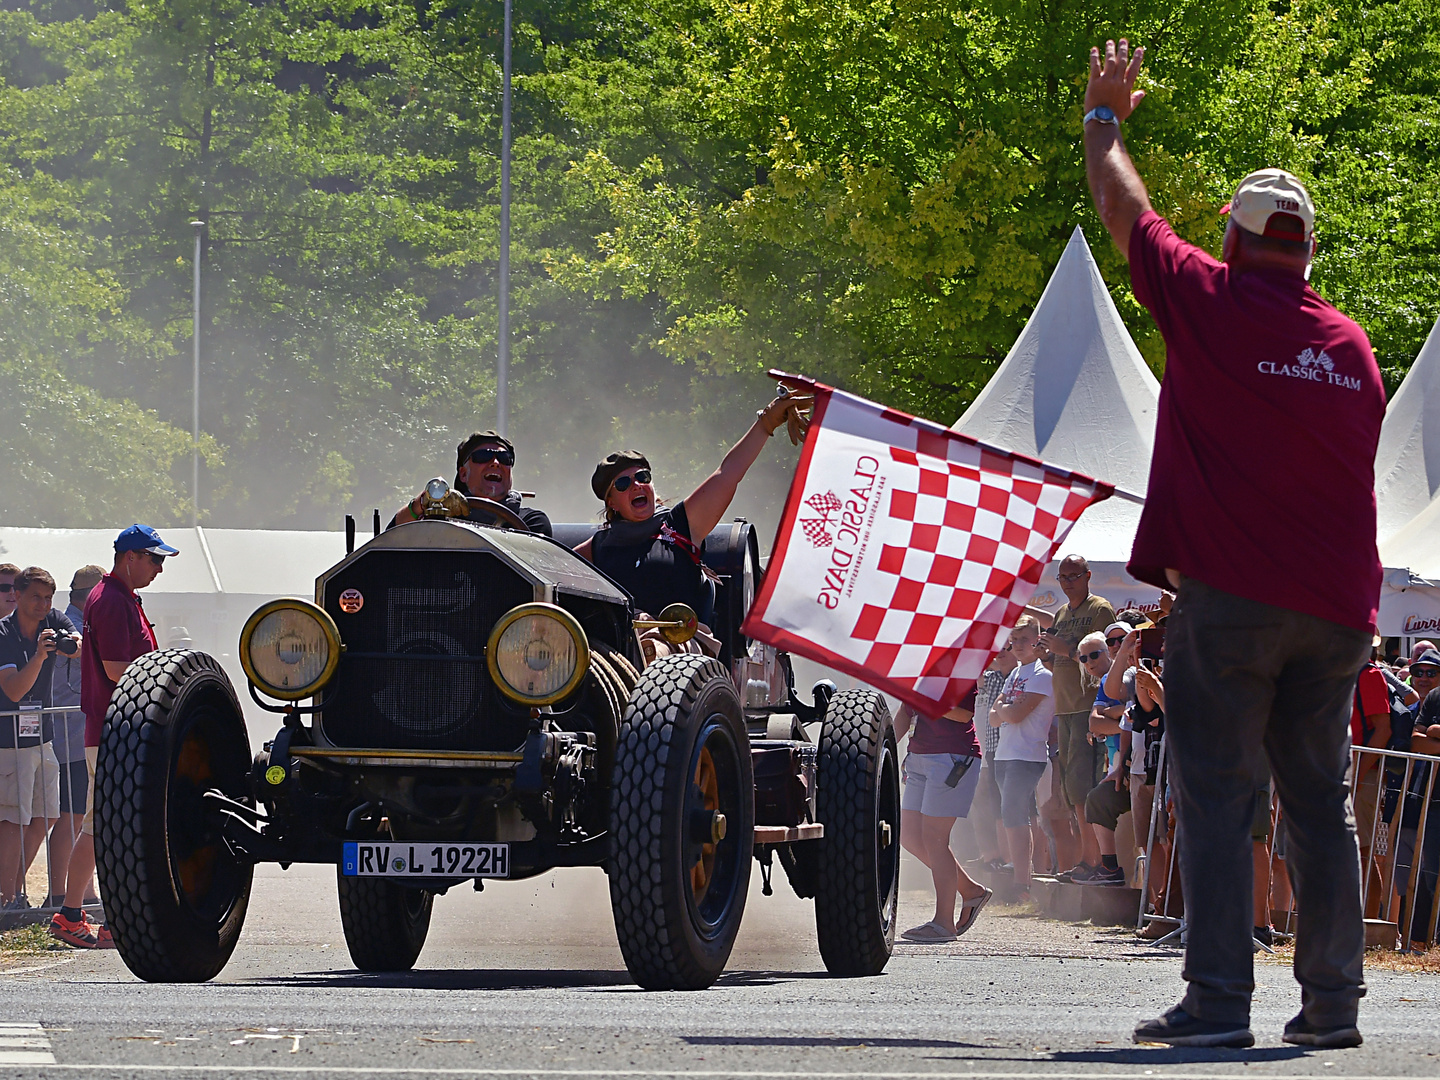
[592,450,650,499]
[456,431,515,469]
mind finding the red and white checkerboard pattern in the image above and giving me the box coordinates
[745,382,1111,717]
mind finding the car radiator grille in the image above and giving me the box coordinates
[319,551,533,750]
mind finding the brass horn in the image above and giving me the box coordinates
[633,603,699,645]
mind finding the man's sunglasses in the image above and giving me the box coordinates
[469,447,515,468]
[612,469,652,493]
[1105,636,1127,647]
[1412,665,1440,678]
[1078,649,1106,662]
[0,583,14,593]
[146,553,168,566]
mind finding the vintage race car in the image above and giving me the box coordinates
[92,479,900,989]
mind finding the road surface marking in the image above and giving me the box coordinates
[0,1022,55,1065]
[0,1066,1403,1079]
[0,955,77,977]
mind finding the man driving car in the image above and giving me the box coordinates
[390,431,552,536]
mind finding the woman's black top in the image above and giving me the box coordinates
[589,502,705,617]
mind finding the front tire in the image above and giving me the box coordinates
[95,650,254,982]
[610,654,753,989]
[814,688,899,976]
[337,875,433,971]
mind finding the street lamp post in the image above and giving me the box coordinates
[190,219,205,527]
[497,0,512,437]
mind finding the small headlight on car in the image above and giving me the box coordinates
[240,599,342,701]
[425,477,450,502]
[486,603,589,706]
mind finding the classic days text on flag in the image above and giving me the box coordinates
[743,375,1118,718]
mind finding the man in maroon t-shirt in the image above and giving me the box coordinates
[49,525,173,949]
[894,689,993,943]
[1084,40,1381,1050]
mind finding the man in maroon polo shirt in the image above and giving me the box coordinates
[1083,40,1384,1050]
[49,525,174,949]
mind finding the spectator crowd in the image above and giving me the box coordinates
[1,525,176,948]
[896,550,1440,953]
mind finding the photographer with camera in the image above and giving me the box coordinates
[0,566,77,909]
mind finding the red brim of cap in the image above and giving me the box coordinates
[1219,202,1232,215]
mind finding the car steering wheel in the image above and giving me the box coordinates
[464,497,531,532]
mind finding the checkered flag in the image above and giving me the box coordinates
[743,376,1114,717]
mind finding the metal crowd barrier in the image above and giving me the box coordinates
[1,707,92,928]
[1134,736,1440,952]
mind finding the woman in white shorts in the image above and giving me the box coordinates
[895,687,994,943]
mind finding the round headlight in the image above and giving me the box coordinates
[240,599,342,700]
[486,603,589,706]
[425,477,450,501]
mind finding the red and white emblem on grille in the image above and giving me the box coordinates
[338,588,364,614]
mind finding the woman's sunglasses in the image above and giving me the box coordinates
[469,447,515,467]
[1105,636,1127,647]
[612,469,652,493]
[1078,649,1107,662]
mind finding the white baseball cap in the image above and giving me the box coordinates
[1222,168,1314,243]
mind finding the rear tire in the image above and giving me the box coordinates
[95,650,253,982]
[337,874,433,971]
[814,688,899,976]
[610,654,753,989]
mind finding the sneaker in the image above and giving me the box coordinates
[1253,925,1275,947]
[1134,1006,1254,1048]
[2,895,32,911]
[1056,862,1093,884]
[1081,864,1127,886]
[92,922,117,950]
[1282,1013,1362,1049]
[49,912,99,949]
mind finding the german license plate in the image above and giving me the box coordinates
[341,842,509,879]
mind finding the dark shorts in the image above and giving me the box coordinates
[57,757,89,814]
[1085,775,1131,832]
[1056,712,1107,808]
[994,758,1047,829]
[1252,784,1272,842]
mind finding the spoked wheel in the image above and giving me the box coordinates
[814,688,900,976]
[96,650,254,982]
[610,654,753,989]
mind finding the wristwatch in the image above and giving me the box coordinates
[1084,106,1119,127]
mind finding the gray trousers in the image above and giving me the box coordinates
[1165,577,1370,1027]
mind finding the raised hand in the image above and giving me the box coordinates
[1086,38,1146,122]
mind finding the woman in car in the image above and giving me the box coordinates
[574,386,811,646]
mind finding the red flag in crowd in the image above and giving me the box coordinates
[743,375,1115,718]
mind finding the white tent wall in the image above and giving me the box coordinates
[952,225,1163,615]
[0,526,346,745]
[1375,314,1440,540]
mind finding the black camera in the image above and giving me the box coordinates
[53,630,79,656]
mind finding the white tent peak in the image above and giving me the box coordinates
[951,225,1159,496]
[1375,313,1440,539]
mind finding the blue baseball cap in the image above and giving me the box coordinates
[114,524,180,557]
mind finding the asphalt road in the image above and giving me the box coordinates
[2,862,1437,1078]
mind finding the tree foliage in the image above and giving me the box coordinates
[0,0,1436,528]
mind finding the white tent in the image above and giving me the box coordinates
[952,225,1163,614]
[1375,314,1440,540]
[1377,491,1440,639]
[0,526,346,737]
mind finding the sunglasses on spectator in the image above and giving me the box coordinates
[611,469,652,493]
[0,583,14,593]
[1078,649,1106,662]
[1105,636,1126,647]
[468,447,515,467]
[1057,572,1087,583]
[145,553,168,567]
[1413,665,1440,678]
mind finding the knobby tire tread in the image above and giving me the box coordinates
[814,687,895,976]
